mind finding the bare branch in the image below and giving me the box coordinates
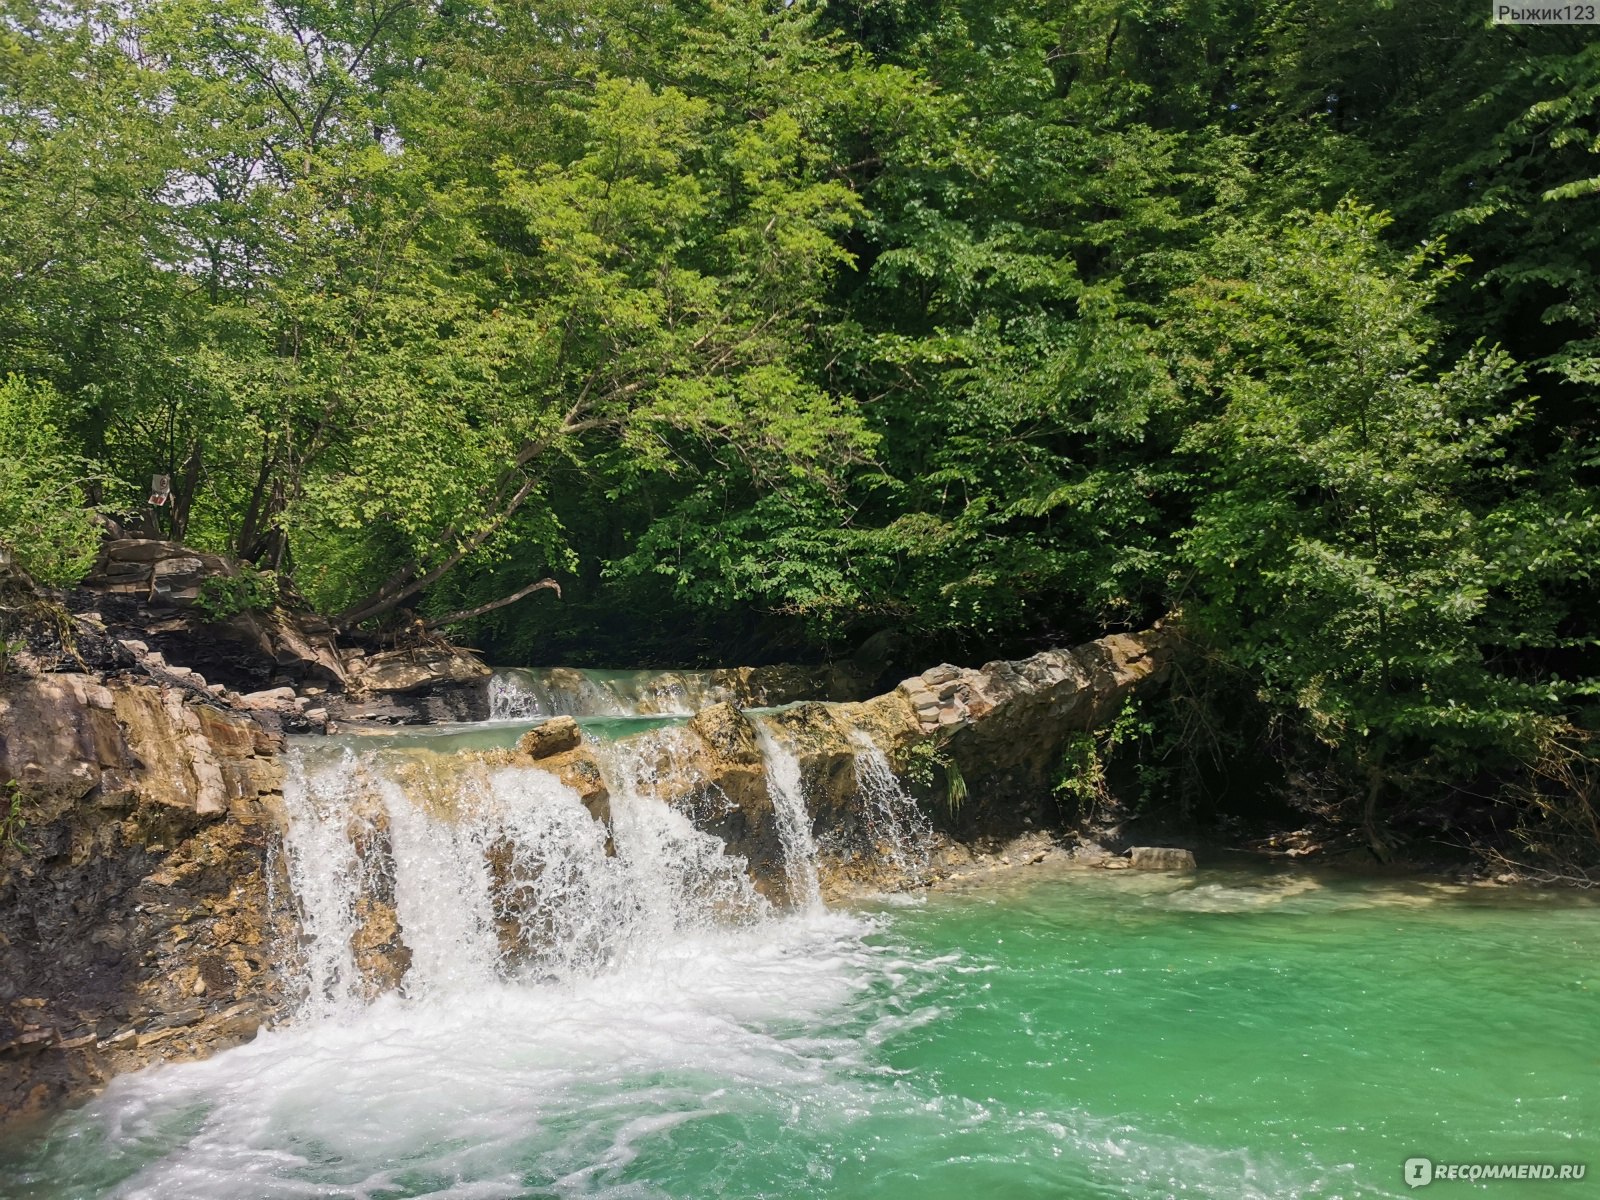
[423,578,562,630]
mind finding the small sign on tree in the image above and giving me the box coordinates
[148,474,171,507]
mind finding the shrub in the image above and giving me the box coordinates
[0,375,107,586]
[195,564,280,621]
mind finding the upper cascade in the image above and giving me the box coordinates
[488,662,875,720]
[491,667,748,719]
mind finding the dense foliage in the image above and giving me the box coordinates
[4,0,1597,857]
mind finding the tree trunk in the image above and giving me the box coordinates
[1362,761,1392,863]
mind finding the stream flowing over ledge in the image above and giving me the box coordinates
[0,556,1172,1124]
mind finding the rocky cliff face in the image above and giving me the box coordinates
[504,626,1176,899]
[78,539,346,694]
[0,577,292,1125]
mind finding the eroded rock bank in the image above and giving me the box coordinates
[70,538,886,728]
[0,671,290,1124]
[506,626,1176,898]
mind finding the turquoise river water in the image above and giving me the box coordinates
[2,861,1595,1199]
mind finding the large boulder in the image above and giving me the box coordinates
[517,716,582,759]
[847,626,1175,826]
[331,646,494,724]
[1129,846,1197,871]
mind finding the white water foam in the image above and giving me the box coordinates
[62,910,888,1200]
[489,669,743,721]
[82,736,888,1197]
[277,749,375,1016]
[751,719,824,912]
[849,732,935,883]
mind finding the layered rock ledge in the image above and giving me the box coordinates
[0,673,290,1124]
[502,625,1177,897]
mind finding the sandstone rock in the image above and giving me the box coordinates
[326,646,493,724]
[0,673,290,1127]
[1128,846,1197,871]
[358,647,491,694]
[845,626,1174,819]
[517,716,582,759]
[240,687,297,708]
[521,746,610,825]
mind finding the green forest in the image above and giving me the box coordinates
[4,0,1599,864]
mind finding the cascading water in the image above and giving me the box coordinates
[279,735,773,1009]
[490,667,745,720]
[850,731,936,882]
[751,718,825,913]
[593,729,772,930]
[277,748,377,1015]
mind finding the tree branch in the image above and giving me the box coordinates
[423,578,562,630]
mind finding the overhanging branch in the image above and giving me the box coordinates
[423,577,562,630]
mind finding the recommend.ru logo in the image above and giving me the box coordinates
[1405,1157,1588,1187]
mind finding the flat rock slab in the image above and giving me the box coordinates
[1128,846,1197,871]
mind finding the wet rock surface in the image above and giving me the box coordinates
[517,716,582,759]
[879,628,1173,812]
[329,646,494,724]
[1129,846,1198,871]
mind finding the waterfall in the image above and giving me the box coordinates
[752,719,825,913]
[278,749,371,1016]
[275,690,933,1016]
[277,733,775,1015]
[489,667,743,720]
[850,731,935,882]
[598,730,773,932]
